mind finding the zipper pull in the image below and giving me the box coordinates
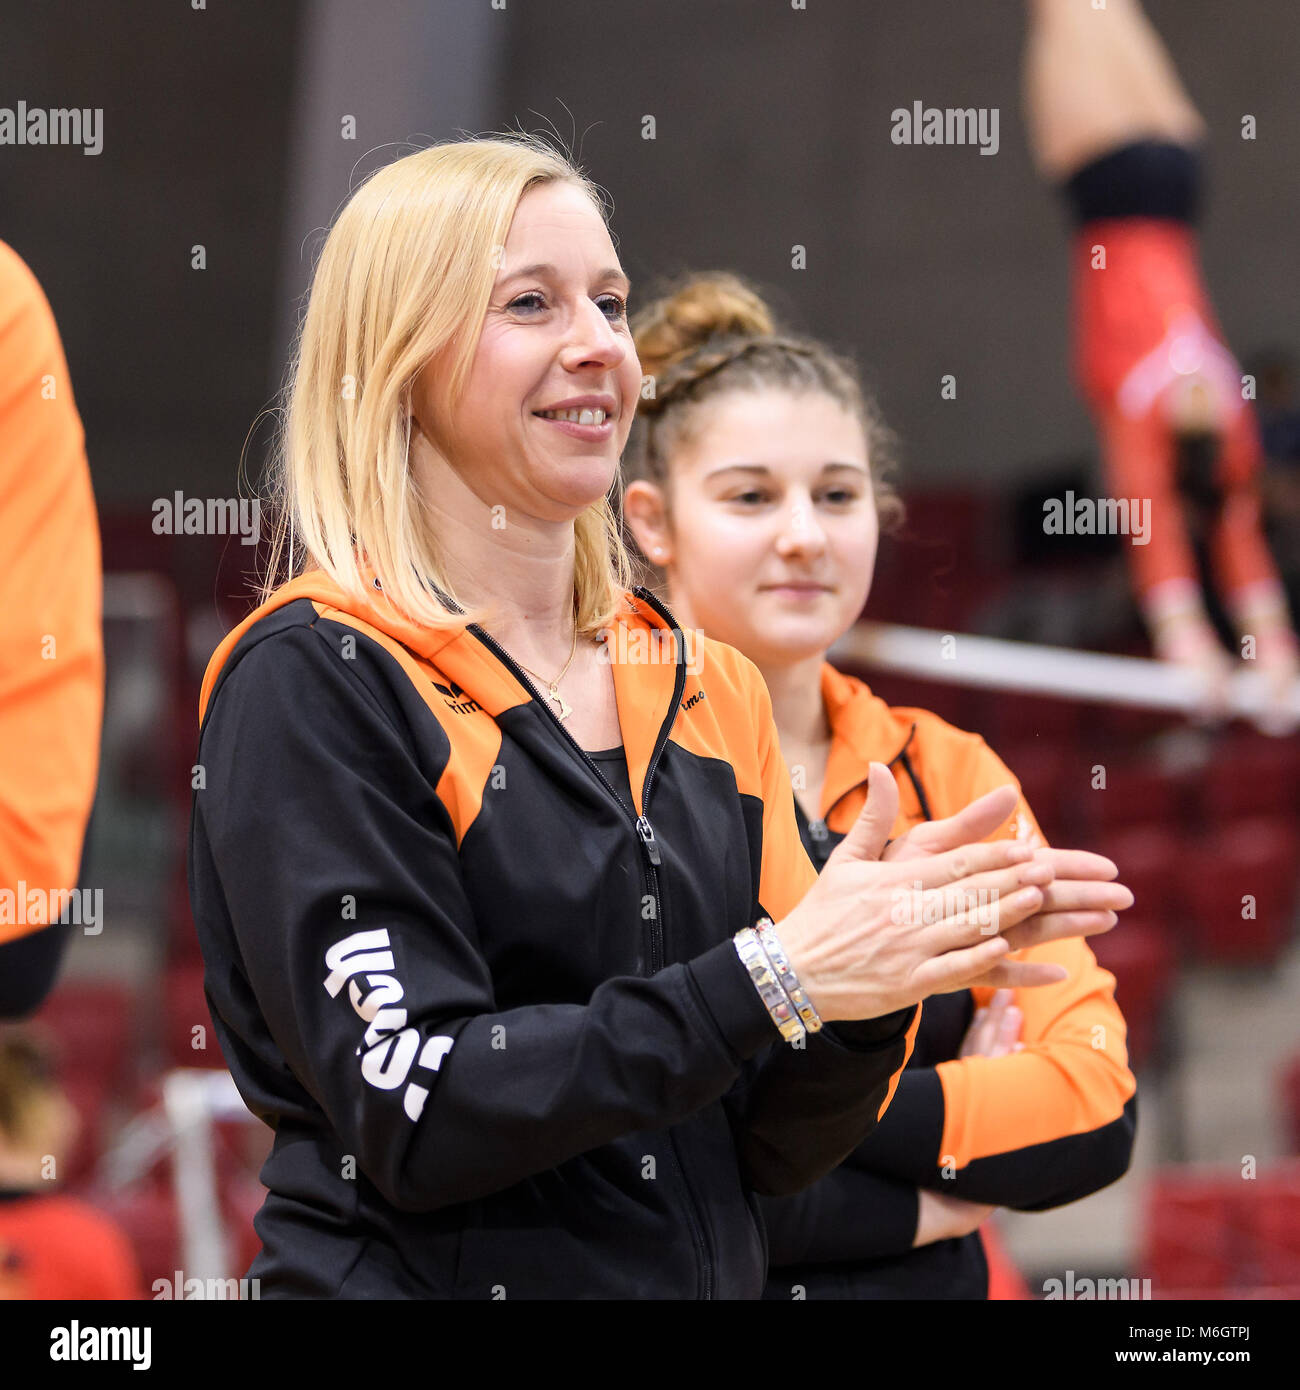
[636,815,662,866]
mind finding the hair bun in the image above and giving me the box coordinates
[631,272,776,383]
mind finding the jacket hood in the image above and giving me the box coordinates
[198,568,685,728]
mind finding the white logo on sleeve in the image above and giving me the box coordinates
[324,928,455,1120]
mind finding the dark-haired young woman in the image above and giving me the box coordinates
[623,271,1137,1298]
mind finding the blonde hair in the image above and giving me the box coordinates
[262,134,635,638]
[624,270,904,570]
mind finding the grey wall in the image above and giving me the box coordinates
[5,0,1298,509]
[499,0,1300,487]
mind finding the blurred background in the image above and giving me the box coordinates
[5,0,1300,1298]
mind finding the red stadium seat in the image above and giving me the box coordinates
[1143,1171,1238,1292]
[1279,1055,1300,1154]
[30,981,135,1099]
[1180,817,1300,964]
[59,1073,108,1188]
[1089,915,1177,1070]
[98,1187,180,1290]
[1092,825,1183,926]
[1079,760,1183,836]
[1244,1166,1300,1288]
[167,870,204,963]
[163,961,225,1070]
[221,1174,266,1281]
[984,691,1084,752]
[998,742,1072,833]
[1201,731,1300,821]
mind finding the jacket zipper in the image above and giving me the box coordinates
[466,588,714,1299]
[805,721,926,859]
[628,589,713,1301]
[464,603,680,948]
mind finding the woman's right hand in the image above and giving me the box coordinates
[775,764,1069,1023]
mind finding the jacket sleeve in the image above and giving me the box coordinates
[846,741,1137,1209]
[718,659,921,1198]
[0,244,103,953]
[191,622,902,1215]
[757,1168,919,1265]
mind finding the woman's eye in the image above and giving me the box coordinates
[507,292,628,319]
[818,489,859,505]
[508,292,546,313]
[731,491,769,505]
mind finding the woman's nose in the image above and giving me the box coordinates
[561,299,627,370]
[776,498,828,554]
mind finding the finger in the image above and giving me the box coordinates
[912,857,1056,929]
[971,1007,999,1056]
[917,884,1047,954]
[882,825,938,864]
[906,785,1020,856]
[997,1005,1023,1049]
[959,959,1070,991]
[913,934,1012,996]
[960,1006,991,1058]
[1002,908,1119,952]
[829,763,900,865]
[1038,849,1119,882]
[970,990,1014,1056]
[896,836,1036,892]
[1034,880,1134,914]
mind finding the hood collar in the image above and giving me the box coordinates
[199,568,678,724]
[818,662,917,818]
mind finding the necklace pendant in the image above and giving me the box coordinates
[548,686,572,720]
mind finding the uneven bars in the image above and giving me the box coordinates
[831,623,1300,722]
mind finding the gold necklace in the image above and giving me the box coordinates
[511,617,580,721]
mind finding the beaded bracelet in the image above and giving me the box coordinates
[754,917,823,1035]
[733,927,806,1045]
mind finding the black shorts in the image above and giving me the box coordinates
[1063,139,1202,227]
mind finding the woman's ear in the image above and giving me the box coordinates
[623,480,672,565]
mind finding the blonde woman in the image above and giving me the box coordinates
[190,136,1107,1299]
[622,272,1137,1298]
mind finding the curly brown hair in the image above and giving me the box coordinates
[623,270,904,576]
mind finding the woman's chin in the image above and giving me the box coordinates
[723,614,836,667]
[534,457,620,514]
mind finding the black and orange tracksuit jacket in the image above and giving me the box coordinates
[760,664,1138,1300]
[188,571,922,1300]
